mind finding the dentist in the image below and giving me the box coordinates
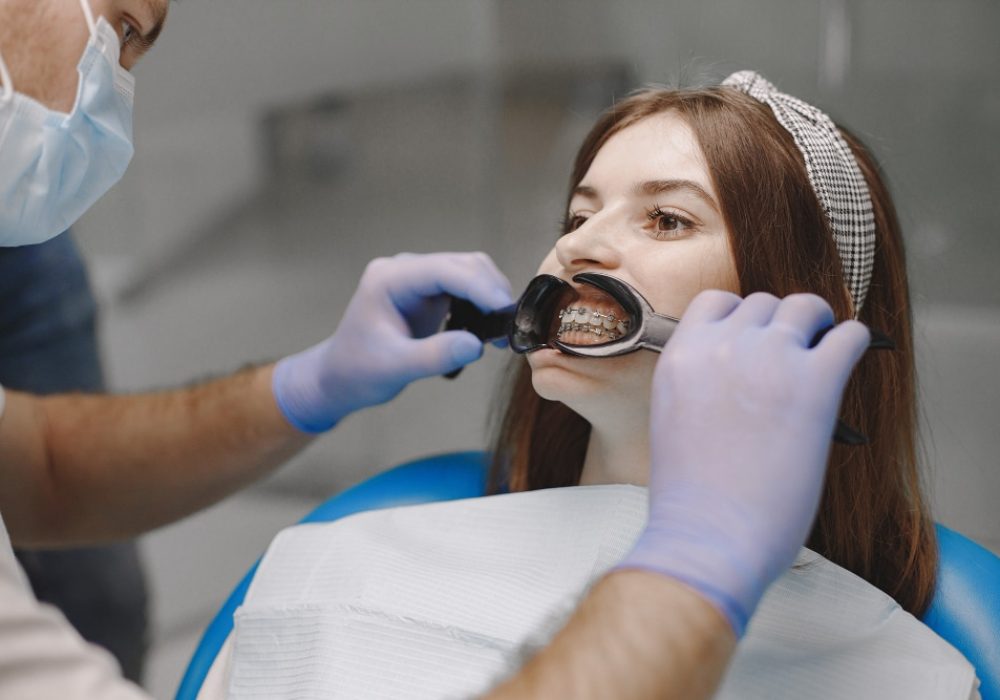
[0,1,869,698]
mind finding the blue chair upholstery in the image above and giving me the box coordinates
[925,524,1000,700]
[176,450,1000,700]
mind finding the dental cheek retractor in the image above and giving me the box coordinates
[445,273,678,359]
[444,273,893,445]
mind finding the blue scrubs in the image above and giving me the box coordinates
[0,232,149,683]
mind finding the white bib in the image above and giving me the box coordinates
[223,485,977,699]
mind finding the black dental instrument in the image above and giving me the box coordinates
[444,272,893,444]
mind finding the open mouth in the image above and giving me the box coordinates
[446,271,663,372]
[555,292,632,346]
[509,273,643,354]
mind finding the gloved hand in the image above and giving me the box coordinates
[613,290,871,637]
[272,252,513,433]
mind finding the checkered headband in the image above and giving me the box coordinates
[721,71,875,315]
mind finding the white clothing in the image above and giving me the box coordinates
[207,485,979,700]
[0,511,150,699]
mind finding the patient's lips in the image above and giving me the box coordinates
[556,288,631,346]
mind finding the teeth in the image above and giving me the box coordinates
[557,323,619,341]
[555,306,632,342]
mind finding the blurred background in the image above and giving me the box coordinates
[64,0,1000,695]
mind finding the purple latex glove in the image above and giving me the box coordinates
[273,252,513,433]
[613,290,871,637]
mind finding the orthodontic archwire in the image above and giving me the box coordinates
[557,307,631,340]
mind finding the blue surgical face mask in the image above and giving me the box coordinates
[0,0,135,247]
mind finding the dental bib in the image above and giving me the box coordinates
[217,486,976,700]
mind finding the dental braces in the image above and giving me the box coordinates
[557,307,630,340]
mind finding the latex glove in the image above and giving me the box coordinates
[614,291,871,637]
[273,252,513,433]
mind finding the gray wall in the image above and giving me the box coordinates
[78,0,496,282]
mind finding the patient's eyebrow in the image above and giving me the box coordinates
[633,179,719,212]
[572,185,599,201]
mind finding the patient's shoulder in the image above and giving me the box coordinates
[719,548,979,699]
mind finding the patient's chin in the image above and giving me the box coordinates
[529,353,656,430]
[529,366,619,420]
[529,351,653,397]
[527,374,595,417]
[529,368,590,402]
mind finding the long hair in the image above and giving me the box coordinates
[487,86,937,617]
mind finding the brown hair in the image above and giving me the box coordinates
[487,86,937,616]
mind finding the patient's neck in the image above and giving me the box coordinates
[578,421,649,487]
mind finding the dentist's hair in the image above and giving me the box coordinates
[488,85,937,617]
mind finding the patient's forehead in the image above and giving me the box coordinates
[579,112,716,201]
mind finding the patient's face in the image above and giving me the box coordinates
[529,111,739,425]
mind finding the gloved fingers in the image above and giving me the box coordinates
[811,320,870,383]
[724,291,781,328]
[768,293,836,347]
[678,289,743,325]
[398,330,484,380]
[378,252,513,315]
[406,294,451,339]
[472,252,514,300]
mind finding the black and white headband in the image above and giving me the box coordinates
[721,70,875,315]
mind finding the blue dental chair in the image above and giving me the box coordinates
[176,450,1000,700]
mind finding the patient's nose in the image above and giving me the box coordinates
[554,215,623,273]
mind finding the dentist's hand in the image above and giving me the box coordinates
[272,252,513,433]
[614,291,871,637]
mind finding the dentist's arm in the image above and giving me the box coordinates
[0,252,511,547]
[486,291,870,700]
[486,570,734,700]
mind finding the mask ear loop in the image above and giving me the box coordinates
[0,0,97,107]
[78,0,99,37]
[0,49,13,105]
[0,1,98,108]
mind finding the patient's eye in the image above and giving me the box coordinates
[562,213,589,234]
[647,206,695,240]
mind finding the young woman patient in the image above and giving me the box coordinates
[200,73,979,699]
[491,73,932,617]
